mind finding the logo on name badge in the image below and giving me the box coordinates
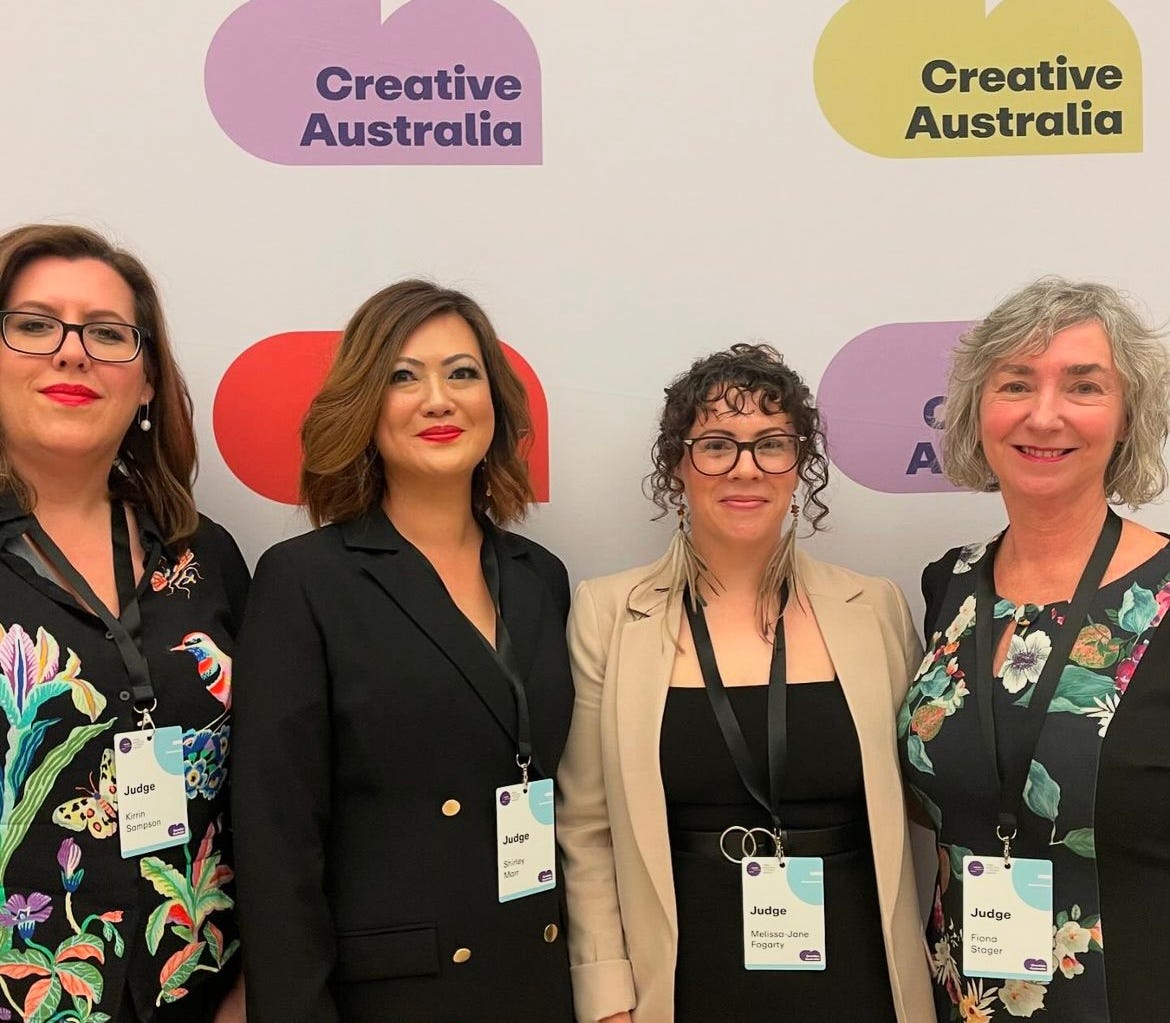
[746,861,762,877]
[167,823,187,838]
[1024,958,1049,972]
[118,738,132,754]
[538,869,553,883]
[799,950,823,963]
[968,860,986,876]
[499,791,511,806]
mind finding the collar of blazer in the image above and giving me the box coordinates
[609,545,902,942]
[338,508,545,760]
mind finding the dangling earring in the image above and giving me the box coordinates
[664,502,714,611]
[759,497,800,630]
[137,403,152,433]
[482,458,493,499]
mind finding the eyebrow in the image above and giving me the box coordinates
[394,353,482,367]
[996,362,1110,376]
[692,426,794,439]
[11,301,132,322]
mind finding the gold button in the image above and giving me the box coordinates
[441,799,461,817]
[543,923,559,943]
[452,947,472,964]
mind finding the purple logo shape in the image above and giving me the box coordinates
[118,738,133,754]
[205,0,542,165]
[1024,958,1049,972]
[818,321,977,494]
[746,861,762,877]
[799,949,822,962]
[538,869,553,883]
[167,823,188,837]
[967,860,985,877]
[499,791,511,806]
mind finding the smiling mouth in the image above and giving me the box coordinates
[40,384,99,405]
[417,426,464,442]
[1016,446,1074,460]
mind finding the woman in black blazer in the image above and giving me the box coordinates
[231,280,575,1023]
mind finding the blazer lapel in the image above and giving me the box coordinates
[342,511,518,748]
[490,528,542,681]
[614,564,680,935]
[801,554,906,929]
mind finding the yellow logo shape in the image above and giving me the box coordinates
[814,0,1142,157]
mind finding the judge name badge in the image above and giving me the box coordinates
[741,857,826,970]
[113,727,189,859]
[495,778,556,902]
[962,856,1053,981]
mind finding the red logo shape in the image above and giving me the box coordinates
[213,331,549,506]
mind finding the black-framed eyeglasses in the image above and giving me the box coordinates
[0,311,148,364]
[682,433,805,476]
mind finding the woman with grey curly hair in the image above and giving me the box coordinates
[900,277,1170,1023]
[558,344,932,1022]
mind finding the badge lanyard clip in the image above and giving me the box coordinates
[974,509,1121,866]
[480,533,536,790]
[685,583,790,864]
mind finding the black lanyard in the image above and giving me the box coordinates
[684,584,788,844]
[974,509,1121,855]
[25,501,157,716]
[479,532,536,783]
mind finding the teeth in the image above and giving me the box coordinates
[1020,447,1066,459]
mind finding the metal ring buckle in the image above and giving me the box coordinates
[135,698,158,730]
[719,826,754,864]
[748,827,779,859]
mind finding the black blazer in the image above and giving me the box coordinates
[231,510,575,1023]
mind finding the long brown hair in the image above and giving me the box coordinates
[301,279,534,526]
[0,224,198,545]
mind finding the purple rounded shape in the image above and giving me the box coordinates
[818,321,977,494]
[746,861,761,877]
[499,791,511,806]
[1024,958,1049,972]
[967,860,985,877]
[118,738,132,754]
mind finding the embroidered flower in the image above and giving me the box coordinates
[999,979,1046,1017]
[57,837,84,893]
[1001,630,1053,694]
[1114,640,1148,693]
[959,978,998,1022]
[931,936,961,994]
[946,595,977,643]
[0,892,53,940]
[1054,919,1092,978]
[1082,692,1119,737]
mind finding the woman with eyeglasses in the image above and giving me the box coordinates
[0,225,247,1023]
[557,344,933,1022]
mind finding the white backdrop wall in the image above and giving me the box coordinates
[3,0,1168,625]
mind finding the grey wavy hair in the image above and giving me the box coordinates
[942,276,1170,507]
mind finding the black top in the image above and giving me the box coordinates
[231,511,575,1023]
[908,538,1170,1023]
[0,496,248,1023]
[660,682,896,1021]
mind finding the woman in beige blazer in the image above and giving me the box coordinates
[557,344,933,1023]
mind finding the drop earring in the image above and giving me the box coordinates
[759,497,800,629]
[664,502,713,611]
[138,403,152,433]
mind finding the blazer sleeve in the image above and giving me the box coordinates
[231,546,339,1023]
[884,576,924,703]
[557,580,637,1023]
[921,549,961,641]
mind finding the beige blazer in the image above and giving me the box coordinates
[557,549,934,1023]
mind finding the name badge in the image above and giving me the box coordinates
[741,856,826,970]
[962,855,1053,981]
[113,727,190,858]
[495,777,556,902]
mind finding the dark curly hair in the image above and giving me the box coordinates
[645,343,830,530]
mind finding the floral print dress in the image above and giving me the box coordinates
[900,536,1170,1022]
[0,500,248,1023]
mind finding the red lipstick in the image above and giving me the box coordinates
[40,383,99,406]
[417,425,464,443]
